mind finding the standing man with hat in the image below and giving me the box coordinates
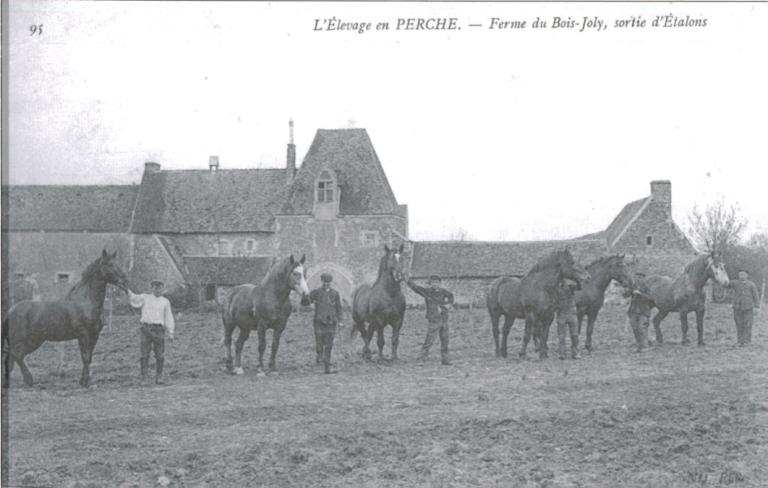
[726,270,760,346]
[555,278,581,360]
[623,272,655,353]
[308,273,343,374]
[128,280,175,384]
[407,275,455,365]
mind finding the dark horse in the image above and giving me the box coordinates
[576,254,635,352]
[351,244,406,361]
[2,250,129,388]
[221,254,309,375]
[487,248,590,359]
[644,253,729,346]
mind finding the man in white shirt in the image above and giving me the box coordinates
[128,280,175,384]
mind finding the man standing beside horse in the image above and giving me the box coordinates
[307,273,343,374]
[128,280,175,384]
[726,270,760,346]
[407,275,455,365]
[624,272,655,353]
[555,278,580,360]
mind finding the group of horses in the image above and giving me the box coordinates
[2,244,730,388]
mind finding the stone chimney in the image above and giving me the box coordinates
[286,119,296,184]
[650,180,672,215]
[144,161,161,173]
[209,155,220,171]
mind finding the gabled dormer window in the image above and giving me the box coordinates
[317,170,335,203]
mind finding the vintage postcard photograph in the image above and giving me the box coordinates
[2,1,767,486]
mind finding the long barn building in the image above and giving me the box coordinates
[3,123,695,307]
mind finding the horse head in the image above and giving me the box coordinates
[608,254,635,289]
[383,244,405,283]
[559,247,591,286]
[705,253,730,286]
[287,254,310,297]
[97,249,129,290]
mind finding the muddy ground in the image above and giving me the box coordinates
[3,303,768,487]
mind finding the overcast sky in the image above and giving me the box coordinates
[7,1,768,241]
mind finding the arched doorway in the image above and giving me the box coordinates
[307,263,355,307]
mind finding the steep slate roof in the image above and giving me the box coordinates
[3,185,138,232]
[280,129,402,216]
[603,197,650,247]
[131,168,288,233]
[183,256,274,286]
[410,239,608,279]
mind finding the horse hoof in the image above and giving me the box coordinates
[572,353,581,360]
[517,352,526,359]
[698,341,705,347]
[234,367,245,376]
[681,339,691,346]
[256,370,266,377]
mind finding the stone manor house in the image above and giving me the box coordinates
[3,123,696,307]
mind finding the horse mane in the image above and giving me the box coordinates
[374,251,390,283]
[586,254,620,270]
[66,259,101,299]
[262,256,293,285]
[528,249,564,274]
[683,254,709,274]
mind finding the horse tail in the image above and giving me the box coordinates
[350,285,367,339]
[219,288,236,346]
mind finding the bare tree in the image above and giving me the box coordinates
[747,232,768,251]
[687,199,748,254]
[450,227,470,241]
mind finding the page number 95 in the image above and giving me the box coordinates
[30,24,43,36]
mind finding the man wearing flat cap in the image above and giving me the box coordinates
[128,279,175,384]
[726,269,760,346]
[407,275,455,365]
[308,273,343,374]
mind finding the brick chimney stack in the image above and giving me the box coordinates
[286,119,296,184]
[209,155,220,171]
[144,161,161,173]
[650,180,672,215]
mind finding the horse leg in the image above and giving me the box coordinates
[576,312,585,336]
[539,315,553,360]
[233,327,251,375]
[585,312,598,352]
[500,316,514,358]
[223,321,235,372]
[256,327,267,372]
[490,312,501,357]
[268,327,283,371]
[695,308,705,346]
[652,310,668,345]
[391,322,402,361]
[376,327,386,360]
[519,315,534,359]
[16,355,34,387]
[78,335,93,388]
[362,325,375,361]
[680,311,690,345]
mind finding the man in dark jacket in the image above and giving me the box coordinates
[623,273,655,353]
[727,270,761,346]
[308,273,343,373]
[555,279,580,360]
[407,275,455,365]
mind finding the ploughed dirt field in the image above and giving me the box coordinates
[3,303,768,487]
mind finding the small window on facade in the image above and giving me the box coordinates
[317,170,335,203]
[218,240,231,256]
[246,240,255,252]
[361,231,379,248]
[205,284,217,301]
[646,235,653,246]
[56,273,71,284]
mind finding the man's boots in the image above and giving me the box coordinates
[441,349,452,366]
[140,358,149,383]
[155,358,165,384]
